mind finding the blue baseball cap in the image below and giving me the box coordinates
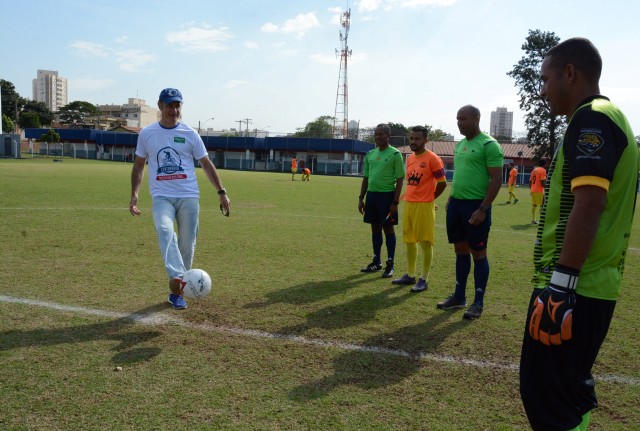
[159,88,183,104]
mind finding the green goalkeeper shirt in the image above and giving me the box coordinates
[532,96,639,300]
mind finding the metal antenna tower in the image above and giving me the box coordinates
[333,8,352,139]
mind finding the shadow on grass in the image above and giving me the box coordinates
[1,303,167,365]
[288,311,469,401]
[279,285,411,333]
[244,273,372,308]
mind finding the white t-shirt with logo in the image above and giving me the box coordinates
[136,122,208,198]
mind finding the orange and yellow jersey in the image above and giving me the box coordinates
[403,150,446,202]
[508,168,517,185]
[529,167,547,193]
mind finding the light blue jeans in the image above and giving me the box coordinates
[152,196,199,280]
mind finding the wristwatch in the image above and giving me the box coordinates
[218,189,227,195]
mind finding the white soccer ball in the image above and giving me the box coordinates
[181,269,212,300]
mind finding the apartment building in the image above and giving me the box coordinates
[32,69,68,112]
[489,106,513,139]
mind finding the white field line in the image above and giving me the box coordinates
[1,294,638,386]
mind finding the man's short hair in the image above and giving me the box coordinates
[460,105,481,119]
[375,123,391,136]
[545,37,602,84]
[411,126,429,138]
[538,158,546,167]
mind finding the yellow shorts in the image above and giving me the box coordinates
[402,201,436,244]
[531,192,544,206]
[508,184,515,193]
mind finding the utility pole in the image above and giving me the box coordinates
[236,120,244,136]
[244,118,252,137]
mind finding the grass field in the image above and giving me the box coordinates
[1,158,639,431]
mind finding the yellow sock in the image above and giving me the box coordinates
[406,243,417,277]
[419,241,433,280]
[532,206,537,221]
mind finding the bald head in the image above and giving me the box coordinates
[456,105,481,140]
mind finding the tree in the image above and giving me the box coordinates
[37,129,61,158]
[37,129,60,143]
[507,29,564,159]
[1,79,26,128]
[293,116,334,138]
[19,112,42,129]
[2,114,14,133]
[387,122,408,147]
[58,101,99,126]
[428,128,449,141]
[20,100,53,127]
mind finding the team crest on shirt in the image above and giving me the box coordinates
[577,129,604,156]
[156,146,186,180]
[408,170,424,186]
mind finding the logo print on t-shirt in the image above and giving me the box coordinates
[408,170,424,186]
[577,130,604,156]
[156,147,186,180]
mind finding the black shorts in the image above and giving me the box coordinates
[520,290,616,431]
[446,198,491,250]
[363,191,398,226]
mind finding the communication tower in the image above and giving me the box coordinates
[333,9,352,139]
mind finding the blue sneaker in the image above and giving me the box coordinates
[392,274,416,285]
[168,293,188,310]
[410,278,428,293]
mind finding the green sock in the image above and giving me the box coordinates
[579,410,591,431]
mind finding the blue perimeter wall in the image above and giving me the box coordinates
[24,128,374,154]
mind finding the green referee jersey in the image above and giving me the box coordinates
[450,132,504,200]
[533,96,640,300]
[363,145,405,192]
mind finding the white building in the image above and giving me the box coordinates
[489,106,513,139]
[97,98,160,128]
[32,69,68,112]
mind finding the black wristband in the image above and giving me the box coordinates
[217,189,226,195]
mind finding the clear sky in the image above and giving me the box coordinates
[1,0,639,139]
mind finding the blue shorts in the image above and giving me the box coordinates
[446,197,491,250]
[363,191,398,226]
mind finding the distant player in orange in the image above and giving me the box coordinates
[506,163,519,204]
[391,126,447,293]
[529,159,547,224]
[291,156,297,180]
[301,167,311,181]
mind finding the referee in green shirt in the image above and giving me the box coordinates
[358,124,405,278]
